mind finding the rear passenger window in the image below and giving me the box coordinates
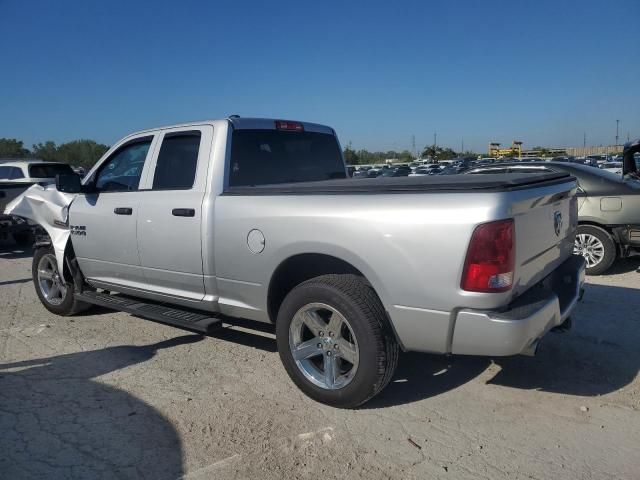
[152,132,201,190]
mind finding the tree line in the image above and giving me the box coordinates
[0,138,109,168]
[2,136,481,169]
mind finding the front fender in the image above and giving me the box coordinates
[4,183,76,279]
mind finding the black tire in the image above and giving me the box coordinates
[32,246,90,316]
[575,225,616,276]
[12,231,32,247]
[276,274,399,408]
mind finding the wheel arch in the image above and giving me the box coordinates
[267,253,382,324]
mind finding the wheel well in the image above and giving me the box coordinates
[267,254,364,322]
[578,221,613,236]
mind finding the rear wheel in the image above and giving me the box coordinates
[276,274,399,408]
[32,246,90,315]
[574,225,616,275]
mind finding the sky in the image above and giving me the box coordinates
[1,0,639,154]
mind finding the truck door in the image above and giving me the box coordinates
[70,135,157,289]
[136,125,212,301]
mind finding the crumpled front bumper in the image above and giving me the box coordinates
[451,255,586,356]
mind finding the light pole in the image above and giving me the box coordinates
[616,119,619,146]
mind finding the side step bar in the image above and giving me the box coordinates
[75,291,223,334]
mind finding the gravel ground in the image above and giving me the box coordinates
[1,239,639,479]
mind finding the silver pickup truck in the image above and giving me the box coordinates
[6,117,585,407]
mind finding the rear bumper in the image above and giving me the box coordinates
[612,225,640,249]
[450,255,586,356]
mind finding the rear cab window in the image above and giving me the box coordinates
[229,129,346,187]
[29,163,73,179]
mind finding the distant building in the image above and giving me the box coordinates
[489,141,622,158]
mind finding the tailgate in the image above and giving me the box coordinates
[511,179,577,297]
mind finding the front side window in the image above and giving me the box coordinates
[152,131,201,190]
[95,138,152,192]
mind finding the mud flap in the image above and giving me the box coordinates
[4,184,76,280]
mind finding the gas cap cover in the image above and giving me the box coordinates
[247,229,266,253]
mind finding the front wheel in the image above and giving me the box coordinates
[276,274,399,408]
[32,246,90,315]
[574,225,616,275]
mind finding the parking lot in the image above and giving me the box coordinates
[1,240,638,479]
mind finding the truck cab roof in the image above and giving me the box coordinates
[125,117,335,139]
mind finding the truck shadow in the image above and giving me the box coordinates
[368,282,639,408]
[488,282,640,396]
[0,334,203,479]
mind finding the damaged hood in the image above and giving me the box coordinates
[4,183,76,276]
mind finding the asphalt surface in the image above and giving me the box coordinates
[1,239,639,479]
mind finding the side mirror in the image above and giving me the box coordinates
[56,173,82,193]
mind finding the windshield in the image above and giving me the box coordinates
[229,129,345,186]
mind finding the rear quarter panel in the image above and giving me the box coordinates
[213,182,573,313]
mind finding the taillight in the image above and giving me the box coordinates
[461,219,515,293]
[275,120,304,131]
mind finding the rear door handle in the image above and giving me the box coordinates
[172,208,195,217]
[114,207,133,215]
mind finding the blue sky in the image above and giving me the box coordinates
[1,0,638,153]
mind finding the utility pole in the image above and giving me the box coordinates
[616,119,619,146]
[583,132,586,148]
[461,137,464,154]
[411,134,416,157]
[432,132,437,161]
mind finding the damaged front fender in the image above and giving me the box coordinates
[4,184,77,278]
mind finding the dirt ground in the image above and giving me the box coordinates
[1,239,638,479]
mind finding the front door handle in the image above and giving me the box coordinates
[114,207,133,215]
[172,208,195,217]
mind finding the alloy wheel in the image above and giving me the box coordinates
[574,233,605,268]
[37,254,67,305]
[288,303,360,390]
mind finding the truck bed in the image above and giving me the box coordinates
[223,172,573,195]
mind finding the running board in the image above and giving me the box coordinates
[75,291,223,333]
